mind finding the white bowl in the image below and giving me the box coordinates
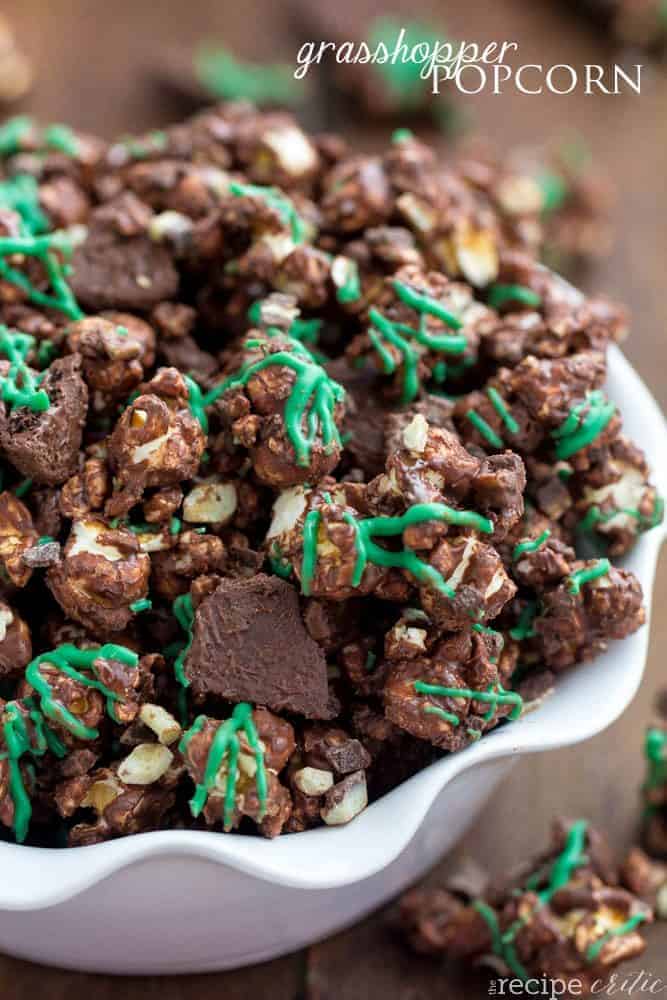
[2,345,666,975]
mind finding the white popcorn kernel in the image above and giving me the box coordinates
[117,743,173,786]
[402,414,429,454]
[294,767,334,797]
[70,519,123,562]
[264,126,318,175]
[268,486,309,538]
[0,603,14,642]
[139,704,182,746]
[321,772,368,826]
[455,229,499,287]
[183,480,237,525]
[82,777,122,813]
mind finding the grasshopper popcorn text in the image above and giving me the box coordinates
[294,32,642,95]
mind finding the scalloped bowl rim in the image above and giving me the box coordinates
[0,344,664,911]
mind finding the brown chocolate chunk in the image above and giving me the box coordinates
[71,199,179,312]
[0,354,88,485]
[185,573,330,718]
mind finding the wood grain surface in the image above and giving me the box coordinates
[0,1,665,996]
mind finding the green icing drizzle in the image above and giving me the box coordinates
[299,501,493,598]
[473,820,589,980]
[268,542,293,579]
[392,128,414,144]
[14,477,32,498]
[414,679,523,723]
[130,598,152,613]
[335,257,362,304]
[0,326,50,412]
[195,46,301,106]
[536,170,568,215]
[0,700,66,842]
[567,558,611,595]
[643,727,667,799]
[300,509,321,596]
[367,279,465,403]
[0,174,49,235]
[367,18,442,109]
[487,284,542,310]
[551,390,616,460]
[229,181,306,244]
[0,116,32,156]
[180,703,267,830]
[487,387,519,434]
[42,123,79,157]
[0,231,84,321]
[466,409,503,449]
[512,529,551,561]
[579,495,664,537]
[509,601,538,641]
[171,594,194,690]
[585,913,648,963]
[194,346,345,467]
[25,643,139,740]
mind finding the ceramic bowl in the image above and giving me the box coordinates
[1,345,665,975]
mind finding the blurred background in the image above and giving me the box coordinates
[0,0,666,996]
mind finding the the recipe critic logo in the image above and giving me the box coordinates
[294,32,642,96]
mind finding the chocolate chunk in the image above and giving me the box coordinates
[303,725,372,775]
[185,573,330,718]
[71,199,179,311]
[0,354,88,485]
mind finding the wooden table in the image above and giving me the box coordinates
[1,1,666,996]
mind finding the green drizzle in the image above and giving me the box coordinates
[229,181,306,244]
[414,679,523,724]
[300,509,322,596]
[334,257,362,304]
[26,643,139,740]
[180,703,267,830]
[0,116,32,156]
[487,387,519,434]
[537,170,568,215]
[0,174,49,235]
[579,496,664,538]
[368,18,442,110]
[509,601,538,641]
[195,46,301,106]
[567,558,611,595]
[512,529,551,562]
[268,542,293,579]
[0,325,50,412]
[551,390,616,460]
[14,477,32,498]
[487,284,542,310]
[42,123,79,157]
[473,820,589,980]
[392,128,414,144]
[0,700,66,842]
[171,594,194,690]
[300,501,493,598]
[585,913,648,963]
[130,598,152,613]
[194,346,345,467]
[118,131,168,161]
[466,409,502,449]
[643,727,667,802]
[0,231,84,321]
[346,502,492,597]
[367,279,465,403]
